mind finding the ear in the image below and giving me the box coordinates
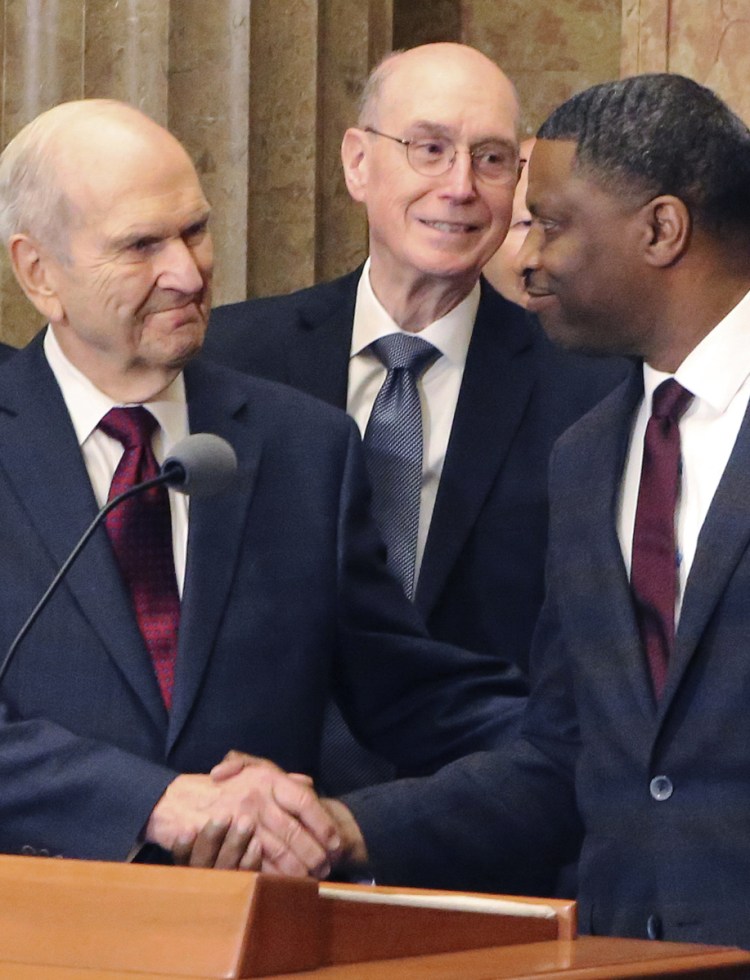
[8,234,65,322]
[340,127,369,203]
[641,195,691,268]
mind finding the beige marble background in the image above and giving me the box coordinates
[0,0,747,344]
[622,0,750,122]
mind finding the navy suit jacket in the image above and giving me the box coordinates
[0,336,526,862]
[206,271,627,666]
[346,366,750,948]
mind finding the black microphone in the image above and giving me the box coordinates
[0,433,238,686]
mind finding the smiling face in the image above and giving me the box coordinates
[343,44,519,305]
[12,105,213,400]
[520,139,654,357]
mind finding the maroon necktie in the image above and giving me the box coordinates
[98,407,180,708]
[630,379,694,700]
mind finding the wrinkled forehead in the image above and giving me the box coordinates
[58,117,206,219]
[376,54,519,141]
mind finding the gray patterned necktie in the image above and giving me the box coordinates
[364,333,440,598]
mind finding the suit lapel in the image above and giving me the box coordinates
[415,287,536,616]
[559,370,659,723]
[0,339,167,728]
[284,271,359,409]
[166,359,261,750]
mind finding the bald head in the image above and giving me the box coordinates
[0,100,193,259]
[359,43,519,130]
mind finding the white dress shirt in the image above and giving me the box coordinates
[618,288,750,619]
[348,259,479,582]
[44,326,190,594]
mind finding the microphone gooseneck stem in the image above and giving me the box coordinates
[0,470,180,688]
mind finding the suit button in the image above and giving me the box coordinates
[650,775,673,801]
[646,914,663,940]
[20,845,36,855]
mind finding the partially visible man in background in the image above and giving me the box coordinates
[205,44,625,795]
[483,137,535,306]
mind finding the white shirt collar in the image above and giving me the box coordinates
[43,325,188,449]
[351,257,478,366]
[642,288,750,416]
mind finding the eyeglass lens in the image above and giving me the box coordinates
[408,137,517,183]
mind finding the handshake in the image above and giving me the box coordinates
[145,751,368,877]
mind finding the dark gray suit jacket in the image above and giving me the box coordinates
[345,367,750,948]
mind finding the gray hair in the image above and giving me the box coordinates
[0,99,136,259]
[356,50,405,127]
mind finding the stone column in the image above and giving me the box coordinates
[169,0,251,306]
[315,0,391,283]
[246,0,392,298]
[84,0,170,120]
[245,0,319,298]
[0,0,85,346]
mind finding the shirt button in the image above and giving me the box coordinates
[650,775,673,801]
[647,914,663,940]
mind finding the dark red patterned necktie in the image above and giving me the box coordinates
[631,379,694,700]
[98,407,180,708]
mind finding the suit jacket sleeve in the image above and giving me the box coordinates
[332,421,528,776]
[0,701,177,860]
[340,584,583,893]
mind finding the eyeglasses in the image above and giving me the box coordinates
[364,126,519,184]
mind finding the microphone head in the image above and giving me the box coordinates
[161,434,238,497]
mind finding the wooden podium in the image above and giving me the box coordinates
[0,855,746,978]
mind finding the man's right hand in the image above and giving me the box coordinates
[146,759,341,876]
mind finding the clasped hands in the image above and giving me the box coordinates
[145,751,366,876]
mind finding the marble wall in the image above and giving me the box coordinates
[622,0,750,123]
[464,0,622,138]
[0,1,748,345]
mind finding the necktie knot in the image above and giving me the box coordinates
[370,334,439,376]
[99,406,158,449]
[651,379,693,424]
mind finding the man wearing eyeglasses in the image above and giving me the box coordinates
[205,43,625,797]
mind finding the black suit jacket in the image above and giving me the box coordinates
[206,271,627,666]
[346,367,750,948]
[0,337,526,861]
